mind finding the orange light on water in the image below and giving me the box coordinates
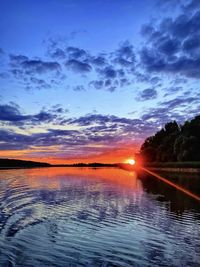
[125,158,136,165]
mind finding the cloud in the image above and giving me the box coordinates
[182,34,200,54]
[0,103,67,126]
[164,86,183,96]
[66,114,155,136]
[29,77,50,89]
[0,104,30,122]
[9,54,63,90]
[141,94,199,124]
[137,88,157,101]
[21,60,60,74]
[89,80,104,90]
[49,104,68,113]
[113,41,135,68]
[10,54,61,75]
[98,66,117,79]
[140,11,200,79]
[73,85,85,91]
[6,3,200,97]
[65,59,92,73]
[140,5,200,79]
[91,55,107,66]
[44,39,134,90]
[3,101,196,158]
[183,0,200,11]
[66,46,88,60]
[0,113,153,153]
[89,78,119,92]
[49,48,66,59]
[0,128,81,150]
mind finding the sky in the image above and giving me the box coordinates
[0,0,200,164]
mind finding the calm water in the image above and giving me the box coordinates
[0,167,200,267]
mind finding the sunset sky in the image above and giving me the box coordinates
[0,0,200,164]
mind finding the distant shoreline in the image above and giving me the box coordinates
[0,158,119,170]
[1,165,200,174]
[1,158,200,173]
[144,162,200,173]
[146,167,200,173]
[0,165,118,170]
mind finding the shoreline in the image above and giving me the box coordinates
[146,167,200,173]
[0,165,118,170]
[1,165,200,173]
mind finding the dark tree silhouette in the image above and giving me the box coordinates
[140,116,200,162]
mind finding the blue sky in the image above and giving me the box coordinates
[0,0,200,163]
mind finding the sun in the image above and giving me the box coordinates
[125,158,136,165]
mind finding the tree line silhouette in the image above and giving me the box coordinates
[140,115,200,162]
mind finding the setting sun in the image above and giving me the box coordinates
[125,158,136,165]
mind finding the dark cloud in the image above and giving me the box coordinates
[138,88,157,101]
[73,85,85,91]
[49,48,66,59]
[182,34,200,54]
[30,77,50,89]
[32,111,57,122]
[157,37,181,55]
[89,80,104,90]
[0,104,30,122]
[49,104,68,114]
[0,103,67,126]
[44,39,133,90]
[0,111,157,152]
[8,54,63,90]
[140,4,200,79]
[119,78,130,87]
[161,96,197,109]
[65,59,92,73]
[150,76,161,85]
[164,86,183,96]
[183,0,200,11]
[141,49,200,78]
[67,114,139,128]
[98,66,117,79]
[105,79,112,87]
[0,128,81,150]
[113,41,135,68]
[89,79,118,92]
[91,55,107,66]
[66,46,88,60]
[10,54,29,64]
[172,77,188,84]
[10,54,61,75]
[21,60,60,74]
[141,95,199,124]
[4,101,195,155]
[65,114,157,142]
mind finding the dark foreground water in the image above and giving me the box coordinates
[0,167,200,267]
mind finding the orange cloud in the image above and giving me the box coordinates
[0,143,140,164]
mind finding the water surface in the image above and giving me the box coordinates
[0,167,200,266]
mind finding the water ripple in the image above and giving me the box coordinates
[0,167,200,267]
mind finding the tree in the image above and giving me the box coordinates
[140,116,200,162]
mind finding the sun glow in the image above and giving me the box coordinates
[125,158,136,165]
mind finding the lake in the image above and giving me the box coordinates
[0,167,200,267]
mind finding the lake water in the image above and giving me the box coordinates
[0,167,200,267]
